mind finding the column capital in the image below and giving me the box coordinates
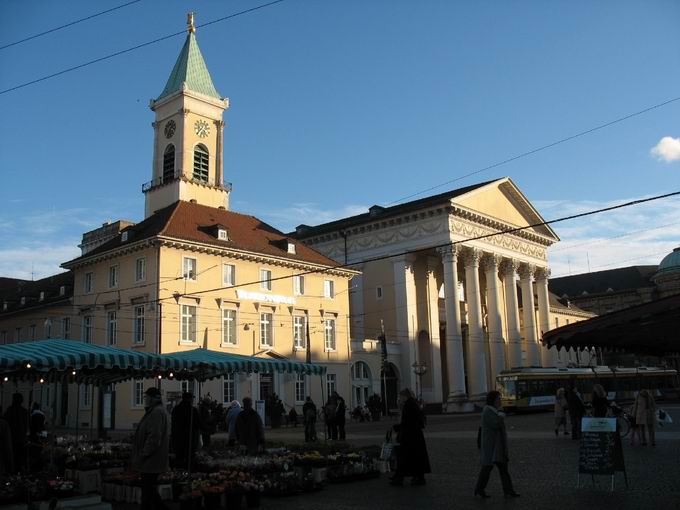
[535,266,551,281]
[518,263,536,280]
[500,258,519,278]
[462,246,482,268]
[436,244,459,263]
[482,253,503,273]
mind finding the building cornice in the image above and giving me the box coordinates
[61,239,158,270]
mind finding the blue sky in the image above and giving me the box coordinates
[1,0,679,279]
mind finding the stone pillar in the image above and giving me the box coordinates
[426,256,443,404]
[535,267,556,367]
[349,269,365,343]
[437,246,468,405]
[214,120,225,187]
[483,254,506,382]
[463,247,488,400]
[519,264,540,366]
[501,259,522,368]
[392,255,418,392]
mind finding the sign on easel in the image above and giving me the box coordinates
[578,417,627,490]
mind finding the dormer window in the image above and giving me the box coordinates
[39,292,45,301]
[3,302,7,311]
[20,297,26,305]
[59,286,66,296]
[218,228,228,241]
[369,205,385,217]
[121,231,129,242]
[287,242,296,254]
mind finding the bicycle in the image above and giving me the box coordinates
[584,402,632,438]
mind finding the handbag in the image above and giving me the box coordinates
[380,430,396,460]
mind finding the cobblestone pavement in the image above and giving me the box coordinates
[115,404,680,510]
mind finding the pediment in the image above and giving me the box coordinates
[453,177,559,242]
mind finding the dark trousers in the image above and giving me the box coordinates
[337,421,346,441]
[475,462,514,494]
[140,473,166,510]
[570,413,583,439]
[327,421,338,440]
[304,420,317,442]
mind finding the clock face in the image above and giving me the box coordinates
[164,120,176,139]
[194,120,210,138]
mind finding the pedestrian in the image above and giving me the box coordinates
[553,388,569,436]
[0,415,13,474]
[3,393,28,473]
[198,398,215,448]
[335,392,347,441]
[303,397,317,442]
[288,406,299,427]
[474,391,520,498]
[131,387,170,510]
[632,389,657,446]
[324,393,338,440]
[170,392,201,469]
[235,397,265,455]
[29,402,46,439]
[565,385,585,440]
[592,384,609,418]
[390,389,430,486]
[225,400,242,446]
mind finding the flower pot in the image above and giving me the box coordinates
[245,491,261,508]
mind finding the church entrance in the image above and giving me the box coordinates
[381,362,400,414]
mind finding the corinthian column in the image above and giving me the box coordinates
[535,267,556,366]
[463,247,488,400]
[501,259,522,368]
[392,254,418,391]
[483,254,506,381]
[519,263,540,366]
[437,245,467,403]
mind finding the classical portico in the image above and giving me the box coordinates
[293,177,560,410]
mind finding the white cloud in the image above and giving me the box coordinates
[651,136,680,162]
[0,244,80,280]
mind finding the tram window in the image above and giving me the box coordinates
[517,381,529,399]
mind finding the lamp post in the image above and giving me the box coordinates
[412,361,428,402]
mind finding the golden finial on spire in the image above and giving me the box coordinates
[187,12,196,34]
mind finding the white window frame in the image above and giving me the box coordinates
[324,317,336,351]
[295,373,306,403]
[183,257,197,282]
[223,374,236,404]
[133,380,144,408]
[82,316,93,344]
[223,264,236,286]
[222,308,238,346]
[260,311,273,347]
[108,265,119,289]
[81,384,92,409]
[326,373,337,396]
[133,305,145,345]
[84,272,93,294]
[181,304,197,343]
[324,280,335,299]
[107,311,117,345]
[293,315,306,350]
[260,269,272,291]
[135,257,146,282]
[293,275,305,296]
[61,317,71,340]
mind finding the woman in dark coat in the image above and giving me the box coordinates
[390,389,430,486]
[592,384,610,418]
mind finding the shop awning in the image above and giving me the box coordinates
[542,293,680,356]
[160,348,327,380]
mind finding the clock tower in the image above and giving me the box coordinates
[143,13,230,218]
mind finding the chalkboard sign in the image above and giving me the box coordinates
[578,418,622,475]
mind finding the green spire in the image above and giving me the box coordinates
[157,31,221,101]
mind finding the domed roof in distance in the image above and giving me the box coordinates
[657,247,680,274]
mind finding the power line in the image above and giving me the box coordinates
[386,96,680,206]
[0,0,143,51]
[0,0,286,96]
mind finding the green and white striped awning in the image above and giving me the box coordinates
[161,348,327,380]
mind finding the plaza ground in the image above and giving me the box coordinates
[110,403,680,510]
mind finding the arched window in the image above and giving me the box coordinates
[193,144,209,183]
[162,144,175,182]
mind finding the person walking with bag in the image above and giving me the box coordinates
[474,391,519,499]
[389,389,430,486]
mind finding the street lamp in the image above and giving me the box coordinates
[412,361,428,402]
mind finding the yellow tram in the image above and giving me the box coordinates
[496,366,679,411]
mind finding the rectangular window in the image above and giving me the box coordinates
[260,312,273,347]
[108,265,119,288]
[133,305,145,344]
[84,272,93,294]
[293,275,305,295]
[376,286,383,300]
[133,380,144,407]
[223,374,236,404]
[61,317,71,340]
[326,373,337,396]
[81,384,91,408]
[222,309,237,346]
[15,327,21,342]
[30,325,36,341]
[293,315,306,349]
[223,264,236,286]
[107,311,117,345]
[181,380,196,396]
[181,305,197,343]
[324,280,335,299]
[295,374,306,403]
[135,257,146,282]
[183,257,197,281]
[324,318,336,351]
[260,269,272,291]
[83,316,93,343]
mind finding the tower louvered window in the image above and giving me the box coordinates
[193,144,209,183]
[163,144,175,182]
